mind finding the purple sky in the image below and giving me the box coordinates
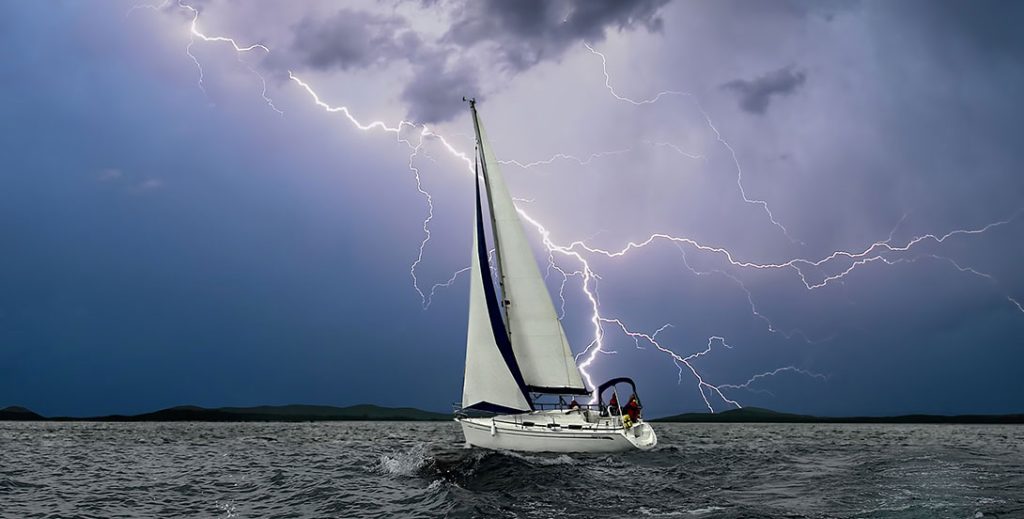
[1,0,1022,417]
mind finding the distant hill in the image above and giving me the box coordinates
[655,407,1024,424]
[0,406,44,421]
[656,407,814,423]
[6,404,1021,424]
[0,404,450,422]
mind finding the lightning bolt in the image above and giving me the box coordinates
[718,366,829,397]
[125,0,170,17]
[584,41,800,244]
[423,266,471,310]
[137,3,1022,416]
[580,43,1022,310]
[497,140,703,172]
[674,242,818,343]
[939,257,1024,314]
[498,148,633,170]
[286,73,475,311]
[882,253,1024,314]
[564,210,1021,301]
[142,1,467,326]
[171,0,282,116]
[406,131,436,309]
[597,319,741,412]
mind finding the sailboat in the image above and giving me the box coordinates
[455,99,657,453]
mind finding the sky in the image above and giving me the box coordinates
[1,0,1022,418]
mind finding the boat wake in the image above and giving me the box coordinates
[377,443,585,489]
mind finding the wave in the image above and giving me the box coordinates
[377,444,430,477]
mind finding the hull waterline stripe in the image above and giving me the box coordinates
[460,421,618,441]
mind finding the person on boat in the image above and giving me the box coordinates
[569,398,580,410]
[608,393,620,415]
[623,394,641,422]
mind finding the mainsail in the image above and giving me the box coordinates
[461,159,533,413]
[468,102,588,396]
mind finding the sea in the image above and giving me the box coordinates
[1,422,1021,518]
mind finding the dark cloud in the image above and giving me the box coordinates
[445,0,670,70]
[291,9,421,71]
[290,8,479,123]
[721,66,807,115]
[289,1,669,123]
[401,53,481,124]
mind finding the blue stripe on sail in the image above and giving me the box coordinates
[463,401,529,415]
[475,173,533,410]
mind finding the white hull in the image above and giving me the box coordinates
[457,409,657,453]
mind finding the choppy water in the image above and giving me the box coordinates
[1,422,1022,518]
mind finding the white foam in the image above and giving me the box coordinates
[377,444,429,477]
[687,506,724,515]
[505,451,577,466]
[636,506,724,516]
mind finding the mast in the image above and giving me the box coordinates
[468,98,511,336]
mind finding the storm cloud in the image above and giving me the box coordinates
[400,53,481,124]
[721,66,807,115]
[291,10,421,71]
[444,0,670,70]
[288,0,670,123]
